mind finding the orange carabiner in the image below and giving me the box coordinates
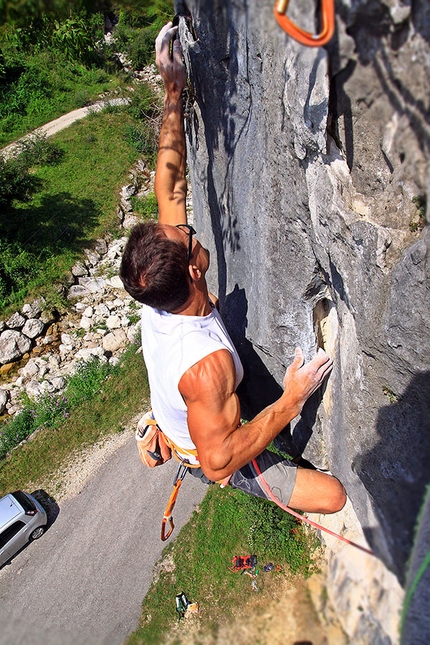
[274,0,335,47]
[161,512,175,541]
[160,463,188,541]
[161,480,181,541]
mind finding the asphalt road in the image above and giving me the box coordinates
[0,434,207,645]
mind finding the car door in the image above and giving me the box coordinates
[0,520,27,566]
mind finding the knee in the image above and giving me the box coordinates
[323,478,347,514]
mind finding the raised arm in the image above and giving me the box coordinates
[154,22,187,225]
[179,347,333,481]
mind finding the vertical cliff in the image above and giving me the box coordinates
[177,0,429,640]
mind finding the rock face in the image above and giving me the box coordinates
[178,0,429,641]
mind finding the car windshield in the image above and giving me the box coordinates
[11,491,36,514]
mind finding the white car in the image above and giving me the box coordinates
[0,491,47,567]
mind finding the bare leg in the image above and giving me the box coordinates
[288,467,346,514]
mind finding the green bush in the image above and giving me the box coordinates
[64,356,118,408]
[114,1,173,69]
[17,132,64,166]
[51,15,103,64]
[127,26,156,69]
[123,122,157,162]
[128,82,161,122]
[0,155,42,206]
[0,408,36,459]
[0,240,35,307]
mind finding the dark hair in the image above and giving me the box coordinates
[120,221,190,312]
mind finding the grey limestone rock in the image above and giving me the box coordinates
[67,285,90,299]
[0,389,9,414]
[22,318,45,339]
[103,329,127,353]
[71,261,88,277]
[0,330,32,364]
[21,299,44,319]
[77,277,106,293]
[6,312,26,329]
[179,0,430,632]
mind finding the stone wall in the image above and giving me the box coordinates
[177,0,429,641]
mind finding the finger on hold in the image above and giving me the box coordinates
[294,347,304,367]
[157,21,173,42]
[156,22,174,55]
[172,35,183,57]
[316,347,332,365]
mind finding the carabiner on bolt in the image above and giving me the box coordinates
[274,0,335,47]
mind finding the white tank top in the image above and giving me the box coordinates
[140,304,244,455]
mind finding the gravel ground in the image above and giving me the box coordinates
[42,418,141,504]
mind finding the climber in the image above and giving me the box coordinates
[120,21,346,515]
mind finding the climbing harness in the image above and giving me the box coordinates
[274,0,335,47]
[250,458,375,556]
[136,411,201,541]
[136,412,172,467]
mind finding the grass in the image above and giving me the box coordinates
[0,50,126,147]
[127,484,320,644]
[0,355,121,459]
[0,106,151,314]
[0,342,148,495]
[130,192,158,219]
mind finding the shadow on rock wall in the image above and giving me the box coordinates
[222,284,325,462]
[332,0,430,159]
[223,284,284,418]
[185,0,248,303]
[356,371,430,583]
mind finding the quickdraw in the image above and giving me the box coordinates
[274,0,335,47]
[161,462,189,541]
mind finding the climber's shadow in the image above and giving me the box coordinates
[356,371,430,584]
[222,285,284,419]
[222,285,321,463]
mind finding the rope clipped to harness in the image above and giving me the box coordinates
[274,0,335,47]
[251,458,375,556]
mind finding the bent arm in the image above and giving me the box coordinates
[179,348,333,481]
[154,22,187,225]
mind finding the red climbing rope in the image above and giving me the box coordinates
[274,0,335,47]
[251,458,375,556]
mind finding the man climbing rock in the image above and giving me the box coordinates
[120,22,346,514]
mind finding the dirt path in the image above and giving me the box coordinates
[1,98,130,160]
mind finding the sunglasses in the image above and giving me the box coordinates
[176,224,197,263]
